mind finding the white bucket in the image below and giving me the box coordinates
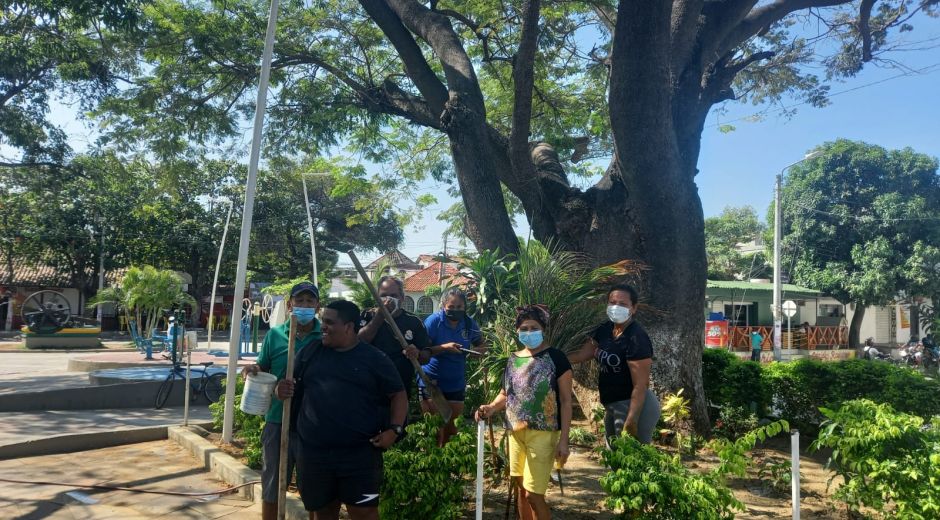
[240,372,278,416]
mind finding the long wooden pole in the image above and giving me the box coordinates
[348,250,452,423]
[277,315,297,520]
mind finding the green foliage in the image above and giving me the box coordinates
[702,351,940,433]
[0,0,141,164]
[756,458,799,495]
[780,140,940,309]
[705,206,767,281]
[709,420,790,480]
[812,400,940,519]
[659,389,693,452]
[209,376,264,469]
[701,348,769,415]
[380,415,476,520]
[600,435,742,519]
[568,426,598,447]
[712,406,759,441]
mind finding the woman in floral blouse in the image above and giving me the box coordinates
[476,304,572,520]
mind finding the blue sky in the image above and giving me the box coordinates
[12,15,940,264]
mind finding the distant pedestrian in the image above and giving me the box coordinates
[750,331,763,362]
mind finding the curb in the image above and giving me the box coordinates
[168,425,308,518]
[0,423,205,460]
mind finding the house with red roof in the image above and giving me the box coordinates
[402,261,469,317]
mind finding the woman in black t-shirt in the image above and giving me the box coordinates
[568,284,661,445]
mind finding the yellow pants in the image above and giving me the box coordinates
[508,428,561,495]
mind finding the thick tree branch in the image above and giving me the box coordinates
[358,0,448,113]
[720,0,855,56]
[507,0,557,238]
[671,0,705,74]
[382,0,484,111]
[858,0,876,61]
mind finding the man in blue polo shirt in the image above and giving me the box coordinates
[242,281,321,520]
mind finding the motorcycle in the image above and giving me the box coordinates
[922,347,939,371]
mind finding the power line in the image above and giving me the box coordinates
[708,61,940,129]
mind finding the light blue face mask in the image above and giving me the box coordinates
[518,330,544,349]
[293,307,317,325]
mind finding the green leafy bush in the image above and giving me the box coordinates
[702,348,768,414]
[756,458,799,495]
[568,426,597,447]
[712,406,758,441]
[812,399,940,519]
[209,376,264,469]
[380,415,477,520]
[600,434,742,520]
[601,420,789,519]
[702,352,940,432]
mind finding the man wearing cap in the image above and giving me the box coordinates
[242,281,321,520]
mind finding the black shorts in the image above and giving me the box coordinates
[418,386,465,403]
[296,446,383,511]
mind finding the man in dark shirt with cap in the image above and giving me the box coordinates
[242,281,321,520]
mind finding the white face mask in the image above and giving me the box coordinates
[607,304,631,324]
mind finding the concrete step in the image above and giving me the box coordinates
[0,376,224,412]
[0,406,213,459]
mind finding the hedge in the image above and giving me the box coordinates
[702,348,940,432]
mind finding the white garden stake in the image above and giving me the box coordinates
[791,429,800,520]
[476,420,485,520]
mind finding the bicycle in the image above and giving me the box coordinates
[154,361,226,409]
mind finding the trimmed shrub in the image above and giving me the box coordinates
[702,352,940,433]
[209,376,264,469]
[702,348,768,415]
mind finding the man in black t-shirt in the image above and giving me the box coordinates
[358,276,432,399]
[276,300,407,520]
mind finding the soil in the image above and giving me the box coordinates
[209,420,850,519]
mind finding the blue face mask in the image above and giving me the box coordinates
[293,307,317,325]
[518,330,544,349]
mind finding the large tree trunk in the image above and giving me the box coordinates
[604,0,710,433]
[849,303,866,354]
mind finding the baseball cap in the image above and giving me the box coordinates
[290,281,320,299]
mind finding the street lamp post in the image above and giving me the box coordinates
[773,151,823,361]
[300,173,324,284]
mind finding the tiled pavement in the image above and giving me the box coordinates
[0,440,261,519]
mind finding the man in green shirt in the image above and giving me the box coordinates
[242,281,321,520]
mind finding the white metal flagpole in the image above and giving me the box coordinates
[221,0,281,444]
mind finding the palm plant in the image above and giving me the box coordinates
[461,240,643,403]
[89,265,196,338]
[345,259,391,310]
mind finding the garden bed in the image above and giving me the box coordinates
[208,418,848,519]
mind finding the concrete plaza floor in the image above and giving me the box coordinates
[0,440,261,519]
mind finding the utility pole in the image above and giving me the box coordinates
[773,174,783,361]
[773,151,823,362]
[301,174,318,284]
[97,223,105,325]
[439,234,448,288]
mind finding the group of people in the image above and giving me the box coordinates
[243,279,662,520]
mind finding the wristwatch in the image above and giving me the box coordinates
[390,424,404,437]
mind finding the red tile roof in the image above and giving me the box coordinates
[404,262,470,292]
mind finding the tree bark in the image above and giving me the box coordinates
[849,303,866,354]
